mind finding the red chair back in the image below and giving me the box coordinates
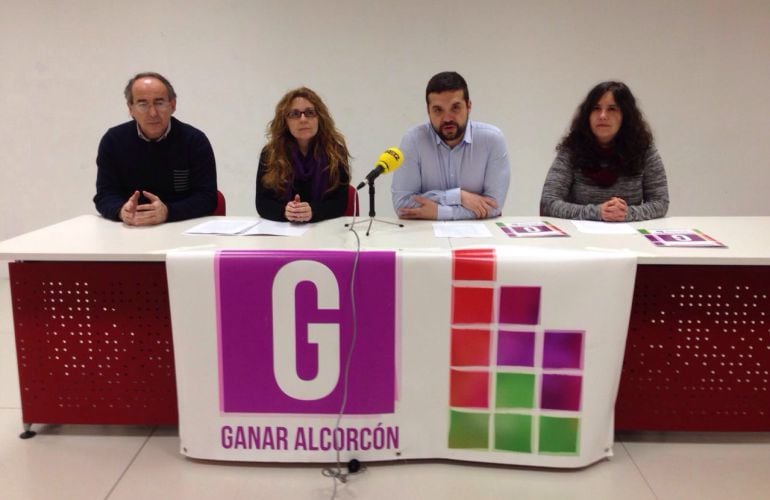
[213,190,226,216]
[344,185,359,216]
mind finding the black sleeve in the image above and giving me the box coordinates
[256,149,290,222]
[93,131,128,221]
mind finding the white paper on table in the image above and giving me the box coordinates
[571,220,637,235]
[184,219,260,235]
[242,220,310,237]
[432,222,492,238]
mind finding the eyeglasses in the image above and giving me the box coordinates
[132,99,172,113]
[286,108,318,120]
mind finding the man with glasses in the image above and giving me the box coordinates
[93,72,217,225]
[391,71,510,220]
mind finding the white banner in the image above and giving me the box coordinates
[167,246,636,468]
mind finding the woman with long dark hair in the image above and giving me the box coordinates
[256,87,351,222]
[540,81,669,221]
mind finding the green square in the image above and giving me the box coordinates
[495,372,535,408]
[539,416,580,454]
[448,410,489,449]
[494,413,532,453]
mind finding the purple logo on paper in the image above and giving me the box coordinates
[216,250,396,414]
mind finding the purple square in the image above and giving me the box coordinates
[499,286,541,325]
[216,250,396,415]
[541,374,582,411]
[542,331,584,369]
[497,330,535,367]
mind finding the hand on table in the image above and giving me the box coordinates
[460,190,498,219]
[600,197,628,222]
[120,190,168,226]
[285,195,312,222]
[398,195,438,220]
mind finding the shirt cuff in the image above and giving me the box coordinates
[437,204,452,220]
[445,188,462,206]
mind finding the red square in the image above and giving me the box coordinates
[450,369,489,408]
[451,329,490,366]
[452,287,494,324]
[453,249,496,281]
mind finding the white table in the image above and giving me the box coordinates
[2,215,769,437]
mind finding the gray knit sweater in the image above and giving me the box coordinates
[539,146,669,221]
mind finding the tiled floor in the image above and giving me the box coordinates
[1,276,769,500]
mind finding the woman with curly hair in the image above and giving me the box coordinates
[256,87,351,222]
[540,81,669,221]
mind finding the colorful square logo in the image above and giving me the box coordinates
[217,250,396,414]
[448,410,489,449]
[497,330,535,367]
[494,413,532,452]
[448,249,584,456]
[495,372,535,409]
[539,416,580,454]
[452,248,496,281]
[543,331,584,369]
[450,369,489,408]
[541,375,582,412]
[452,286,494,324]
[499,286,541,325]
[451,329,491,366]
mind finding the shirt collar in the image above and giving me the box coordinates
[136,120,172,142]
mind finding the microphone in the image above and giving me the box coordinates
[356,147,404,190]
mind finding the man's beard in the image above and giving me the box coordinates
[433,120,467,143]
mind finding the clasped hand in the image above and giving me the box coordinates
[600,196,628,222]
[285,194,312,222]
[120,190,169,226]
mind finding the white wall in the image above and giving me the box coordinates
[1,0,768,240]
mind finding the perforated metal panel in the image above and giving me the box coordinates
[616,265,770,431]
[8,260,770,431]
[10,261,178,425]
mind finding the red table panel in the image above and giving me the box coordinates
[616,265,770,431]
[10,261,178,425]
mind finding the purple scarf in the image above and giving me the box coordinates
[288,145,330,203]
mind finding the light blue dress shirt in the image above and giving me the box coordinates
[391,121,511,220]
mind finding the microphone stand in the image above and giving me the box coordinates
[345,179,403,236]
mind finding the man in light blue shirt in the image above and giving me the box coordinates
[391,71,510,220]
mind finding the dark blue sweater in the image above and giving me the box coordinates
[93,117,217,222]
